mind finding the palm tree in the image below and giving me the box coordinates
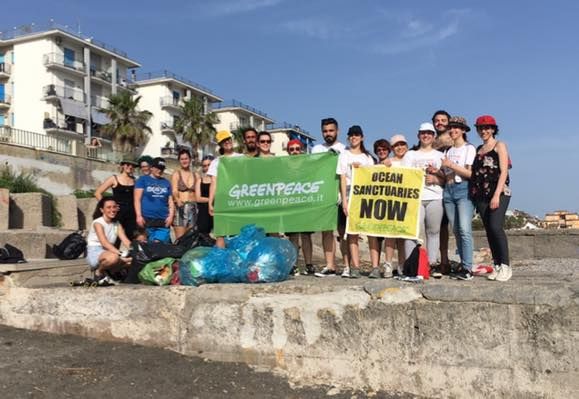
[174,97,219,155]
[100,92,152,152]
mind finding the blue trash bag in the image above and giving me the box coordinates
[244,237,298,283]
[180,246,245,286]
[225,224,266,261]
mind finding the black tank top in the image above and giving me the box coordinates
[469,145,510,201]
[112,175,135,207]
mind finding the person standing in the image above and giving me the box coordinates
[402,123,445,268]
[134,157,174,243]
[469,115,512,282]
[432,110,453,273]
[94,158,138,239]
[195,155,215,235]
[440,117,476,280]
[286,139,315,275]
[171,149,197,240]
[312,118,346,277]
[338,125,375,278]
[242,128,259,157]
[208,131,244,248]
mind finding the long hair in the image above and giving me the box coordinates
[93,197,117,220]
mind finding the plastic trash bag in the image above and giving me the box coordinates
[138,257,175,286]
[225,224,266,261]
[245,237,297,283]
[180,247,245,286]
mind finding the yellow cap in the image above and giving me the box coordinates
[216,130,233,143]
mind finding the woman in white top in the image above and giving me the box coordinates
[402,123,445,267]
[337,125,375,278]
[86,198,132,279]
[438,116,477,280]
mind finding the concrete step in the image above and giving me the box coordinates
[0,228,82,260]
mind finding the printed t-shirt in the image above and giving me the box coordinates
[87,217,119,247]
[402,149,444,200]
[336,151,375,186]
[312,142,346,154]
[207,153,244,177]
[135,175,172,220]
[443,143,476,183]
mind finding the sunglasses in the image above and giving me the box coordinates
[288,147,301,152]
[259,140,272,144]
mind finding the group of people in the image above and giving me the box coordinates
[86,109,512,284]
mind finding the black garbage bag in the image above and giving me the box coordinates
[175,227,216,250]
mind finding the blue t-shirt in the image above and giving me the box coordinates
[135,175,172,220]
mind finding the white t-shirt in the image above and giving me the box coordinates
[402,149,444,200]
[336,150,375,186]
[312,141,346,154]
[443,143,476,183]
[87,217,119,247]
[207,153,244,177]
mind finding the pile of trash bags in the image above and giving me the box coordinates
[136,225,297,287]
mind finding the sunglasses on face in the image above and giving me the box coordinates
[259,140,272,144]
[288,146,301,152]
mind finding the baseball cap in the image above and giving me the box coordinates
[390,134,407,146]
[151,157,166,170]
[347,125,364,136]
[418,122,436,133]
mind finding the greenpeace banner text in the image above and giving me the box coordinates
[346,166,424,239]
[214,153,339,236]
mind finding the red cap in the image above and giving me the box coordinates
[475,115,497,127]
[286,139,303,151]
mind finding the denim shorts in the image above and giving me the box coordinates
[86,245,104,270]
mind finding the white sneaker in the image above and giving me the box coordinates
[383,262,393,278]
[487,265,501,281]
[495,264,512,282]
[341,267,351,278]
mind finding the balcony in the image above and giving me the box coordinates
[90,94,109,109]
[43,84,85,103]
[160,146,179,159]
[43,114,83,136]
[0,62,11,79]
[0,94,11,110]
[43,53,85,77]
[90,66,113,86]
[160,96,184,112]
[160,121,176,134]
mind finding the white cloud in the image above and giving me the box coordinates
[204,0,284,16]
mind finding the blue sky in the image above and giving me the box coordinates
[4,0,579,216]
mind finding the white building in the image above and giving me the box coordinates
[212,99,274,134]
[0,22,139,157]
[267,122,316,155]
[133,70,222,158]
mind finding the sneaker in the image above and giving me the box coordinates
[341,267,351,278]
[450,268,473,281]
[315,267,337,277]
[487,265,501,281]
[392,269,399,277]
[368,268,381,279]
[302,264,316,275]
[430,265,443,279]
[383,262,393,279]
[94,274,116,287]
[349,269,361,279]
[291,266,300,276]
[496,264,512,282]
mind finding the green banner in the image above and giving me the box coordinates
[214,153,339,236]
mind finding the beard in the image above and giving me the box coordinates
[324,135,337,145]
[246,142,257,151]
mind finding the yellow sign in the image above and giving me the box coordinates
[346,166,424,239]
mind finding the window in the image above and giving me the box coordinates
[64,48,75,68]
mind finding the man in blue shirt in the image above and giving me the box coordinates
[134,157,174,243]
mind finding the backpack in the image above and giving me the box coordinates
[0,243,27,264]
[402,244,430,279]
[52,232,87,260]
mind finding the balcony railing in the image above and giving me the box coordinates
[136,70,216,95]
[43,114,83,134]
[90,66,112,83]
[0,62,11,76]
[43,52,85,73]
[43,84,85,102]
[0,125,74,154]
[212,99,270,119]
[0,94,11,106]
[160,96,184,109]
[90,94,109,109]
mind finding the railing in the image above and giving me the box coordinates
[43,52,85,72]
[43,84,85,102]
[135,70,216,95]
[90,94,109,109]
[160,96,184,108]
[90,66,112,83]
[0,94,11,105]
[0,21,129,59]
[267,122,312,137]
[212,99,270,119]
[0,62,11,75]
[43,114,81,133]
[0,125,73,154]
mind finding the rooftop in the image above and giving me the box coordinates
[267,122,315,140]
[134,70,222,102]
[212,99,274,122]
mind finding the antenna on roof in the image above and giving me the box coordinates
[77,19,81,35]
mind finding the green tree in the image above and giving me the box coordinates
[174,97,219,154]
[100,92,152,152]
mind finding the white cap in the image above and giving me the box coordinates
[390,134,407,145]
[418,122,435,132]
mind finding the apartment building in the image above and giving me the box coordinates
[267,122,316,155]
[133,70,222,158]
[0,22,140,152]
[543,210,579,229]
[212,99,274,134]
